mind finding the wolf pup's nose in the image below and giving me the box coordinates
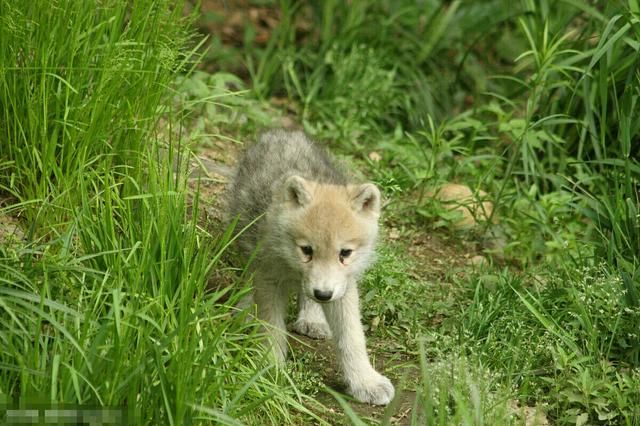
[313,289,333,302]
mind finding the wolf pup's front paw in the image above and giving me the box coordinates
[348,371,395,405]
[291,318,332,340]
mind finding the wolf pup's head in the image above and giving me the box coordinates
[273,175,381,303]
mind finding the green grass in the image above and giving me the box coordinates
[459,265,640,421]
[0,1,315,424]
[2,0,640,424]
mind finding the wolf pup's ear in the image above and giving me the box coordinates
[351,183,381,216]
[283,175,312,207]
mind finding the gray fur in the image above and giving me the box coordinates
[227,129,348,251]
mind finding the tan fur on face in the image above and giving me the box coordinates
[292,183,374,259]
[274,180,379,302]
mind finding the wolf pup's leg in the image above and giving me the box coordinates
[254,279,289,363]
[292,288,332,339]
[323,285,395,405]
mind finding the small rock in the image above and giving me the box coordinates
[430,183,495,229]
[388,227,400,240]
[468,255,487,266]
[368,151,382,162]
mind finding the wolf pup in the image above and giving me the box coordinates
[227,129,394,405]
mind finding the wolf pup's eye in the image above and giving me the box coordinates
[339,249,353,263]
[300,245,313,260]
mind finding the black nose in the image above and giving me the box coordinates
[313,289,333,301]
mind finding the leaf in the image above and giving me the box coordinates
[576,412,589,426]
